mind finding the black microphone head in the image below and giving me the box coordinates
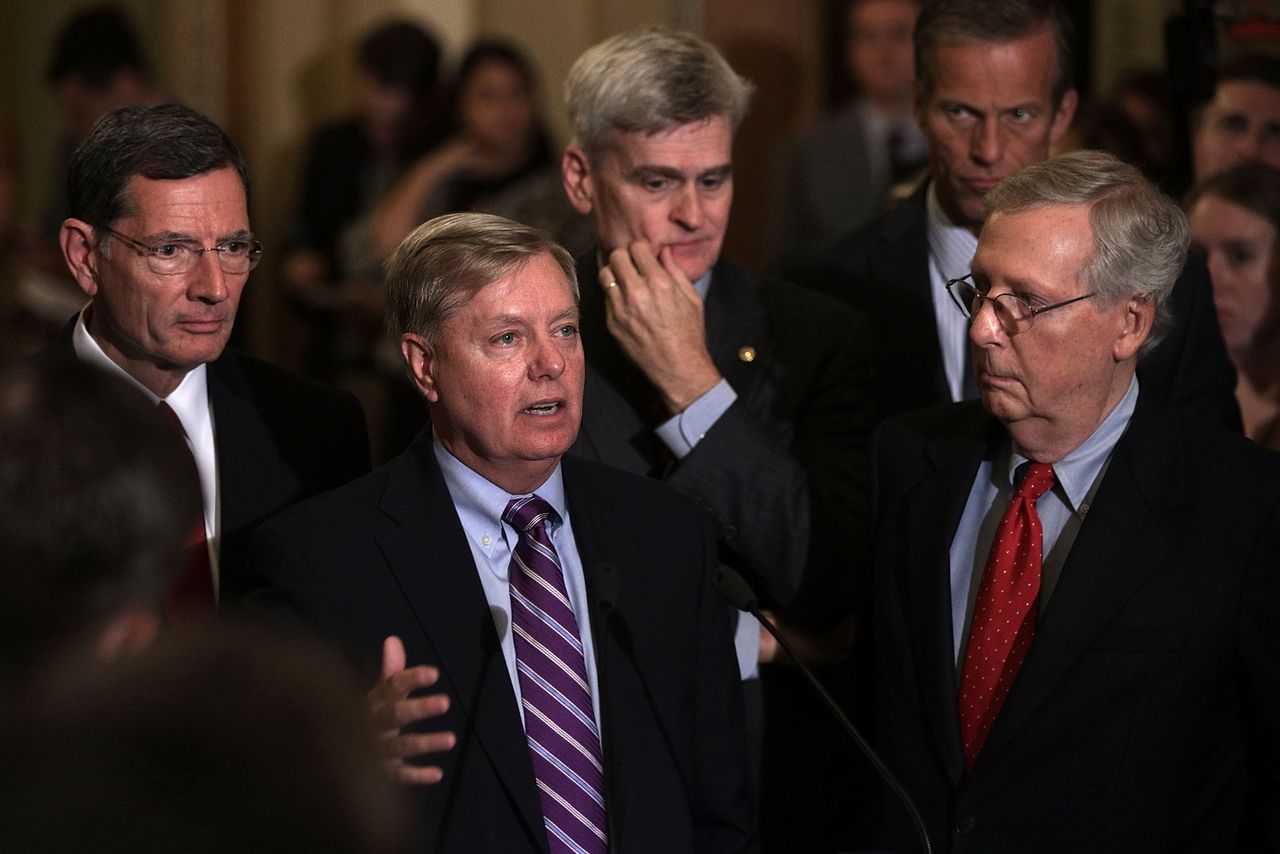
[591,563,619,615]
[712,565,758,613]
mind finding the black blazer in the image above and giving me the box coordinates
[245,438,754,854]
[43,323,371,603]
[866,396,1280,852]
[571,255,877,623]
[783,184,1244,429]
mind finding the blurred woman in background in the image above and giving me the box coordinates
[371,40,589,261]
[1187,161,1280,449]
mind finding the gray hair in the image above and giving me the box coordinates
[983,149,1189,356]
[914,0,1074,108]
[385,212,578,346]
[565,29,755,158]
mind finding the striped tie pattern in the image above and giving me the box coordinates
[503,495,607,854]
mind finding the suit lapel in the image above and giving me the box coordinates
[904,414,995,783]
[208,353,299,543]
[979,402,1179,765]
[703,261,771,400]
[375,437,547,848]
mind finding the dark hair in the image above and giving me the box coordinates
[67,103,250,228]
[1215,53,1280,93]
[448,40,554,165]
[0,626,417,853]
[46,5,152,89]
[357,20,441,97]
[914,0,1074,107]
[1187,161,1280,233]
[0,359,201,677]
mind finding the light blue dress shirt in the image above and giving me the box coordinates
[433,440,603,731]
[948,377,1140,663]
[647,270,757,680]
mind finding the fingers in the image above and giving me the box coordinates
[368,665,445,727]
[381,690,451,729]
[378,728,458,760]
[384,759,446,786]
[381,635,406,679]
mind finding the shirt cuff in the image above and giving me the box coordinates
[654,379,737,458]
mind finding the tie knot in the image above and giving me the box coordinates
[1015,462,1055,502]
[503,494,559,534]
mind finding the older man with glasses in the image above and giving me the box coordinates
[865,150,1280,853]
[51,103,370,613]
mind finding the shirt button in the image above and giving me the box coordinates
[481,534,491,546]
[955,816,975,836]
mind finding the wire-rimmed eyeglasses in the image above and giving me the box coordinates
[946,273,1094,336]
[97,225,263,275]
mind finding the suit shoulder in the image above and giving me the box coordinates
[216,351,363,414]
[563,455,705,524]
[255,460,392,540]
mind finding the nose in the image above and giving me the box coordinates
[969,294,1007,347]
[969,117,1003,167]
[671,185,705,231]
[187,248,231,304]
[528,333,566,380]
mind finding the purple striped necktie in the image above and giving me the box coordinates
[503,495,608,854]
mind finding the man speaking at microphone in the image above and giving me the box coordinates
[247,212,752,853]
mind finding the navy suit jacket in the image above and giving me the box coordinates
[245,438,754,853]
[782,184,1243,429]
[571,255,877,623]
[867,396,1280,852]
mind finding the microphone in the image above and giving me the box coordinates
[712,565,934,854]
[587,563,620,849]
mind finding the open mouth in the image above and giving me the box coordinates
[522,402,562,416]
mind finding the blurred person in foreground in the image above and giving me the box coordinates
[0,359,199,687]
[0,626,417,854]
[1188,161,1280,449]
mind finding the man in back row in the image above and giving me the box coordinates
[789,0,1239,427]
[52,104,370,610]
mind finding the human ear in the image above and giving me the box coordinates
[60,218,102,298]
[400,333,440,402]
[1114,296,1154,361]
[562,145,595,215]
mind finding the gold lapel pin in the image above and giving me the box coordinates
[737,346,756,363]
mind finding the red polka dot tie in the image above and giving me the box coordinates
[958,462,1055,770]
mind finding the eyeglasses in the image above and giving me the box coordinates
[96,225,263,275]
[946,273,1094,336]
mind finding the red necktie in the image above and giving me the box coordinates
[958,462,1055,770]
[156,401,215,617]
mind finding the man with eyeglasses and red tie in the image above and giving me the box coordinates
[49,103,370,614]
[866,150,1280,853]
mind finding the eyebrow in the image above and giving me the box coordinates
[629,163,733,181]
[485,306,580,328]
[138,228,256,244]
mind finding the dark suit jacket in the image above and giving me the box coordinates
[44,323,371,603]
[571,256,877,623]
[245,438,753,853]
[783,184,1244,429]
[867,396,1280,853]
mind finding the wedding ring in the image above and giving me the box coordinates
[605,280,618,289]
